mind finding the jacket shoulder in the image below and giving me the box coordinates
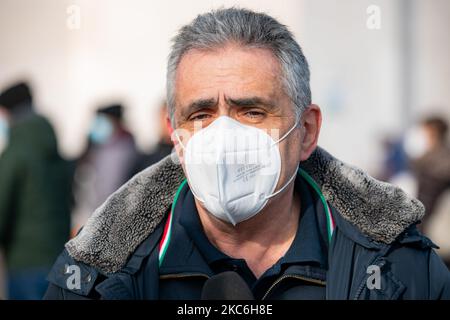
[385,226,450,299]
[45,248,101,299]
[65,155,184,274]
[45,219,165,299]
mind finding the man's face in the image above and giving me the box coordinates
[172,43,304,191]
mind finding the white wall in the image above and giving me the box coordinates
[0,0,71,151]
[1,0,306,157]
[412,0,450,118]
[299,0,405,172]
[1,0,449,172]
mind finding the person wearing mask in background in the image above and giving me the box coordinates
[0,81,72,299]
[129,101,173,176]
[45,8,450,300]
[409,116,450,231]
[71,104,140,235]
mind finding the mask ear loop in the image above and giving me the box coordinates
[174,129,207,205]
[271,115,301,146]
[174,130,187,150]
[265,168,298,200]
[266,115,302,199]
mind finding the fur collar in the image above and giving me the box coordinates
[66,147,424,274]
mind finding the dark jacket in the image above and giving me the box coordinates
[0,113,72,271]
[44,147,450,299]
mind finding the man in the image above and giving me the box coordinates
[71,104,140,235]
[410,116,450,231]
[0,82,72,299]
[44,8,450,300]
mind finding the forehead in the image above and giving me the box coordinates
[174,44,283,103]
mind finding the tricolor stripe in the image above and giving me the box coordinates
[158,179,188,267]
[298,168,335,242]
[158,170,336,266]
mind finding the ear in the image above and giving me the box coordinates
[299,104,322,161]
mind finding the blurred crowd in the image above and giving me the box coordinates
[0,79,449,299]
[0,81,173,299]
[377,115,450,266]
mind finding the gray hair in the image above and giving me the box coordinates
[166,7,311,127]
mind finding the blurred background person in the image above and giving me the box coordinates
[71,104,140,235]
[129,101,173,176]
[378,135,409,183]
[408,116,450,231]
[376,134,417,196]
[402,115,450,268]
[0,81,72,300]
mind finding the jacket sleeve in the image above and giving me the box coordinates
[44,249,103,300]
[428,249,450,299]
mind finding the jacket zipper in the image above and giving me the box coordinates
[160,273,326,300]
[262,275,326,300]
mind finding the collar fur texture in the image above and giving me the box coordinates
[66,147,424,274]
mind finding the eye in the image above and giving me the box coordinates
[189,113,211,121]
[244,110,265,119]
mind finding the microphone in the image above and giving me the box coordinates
[201,271,255,300]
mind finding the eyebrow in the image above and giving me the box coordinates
[179,95,277,120]
[225,96,276,109]
[180,98,218,119]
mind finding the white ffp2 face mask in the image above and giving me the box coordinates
[177,116,299,225]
